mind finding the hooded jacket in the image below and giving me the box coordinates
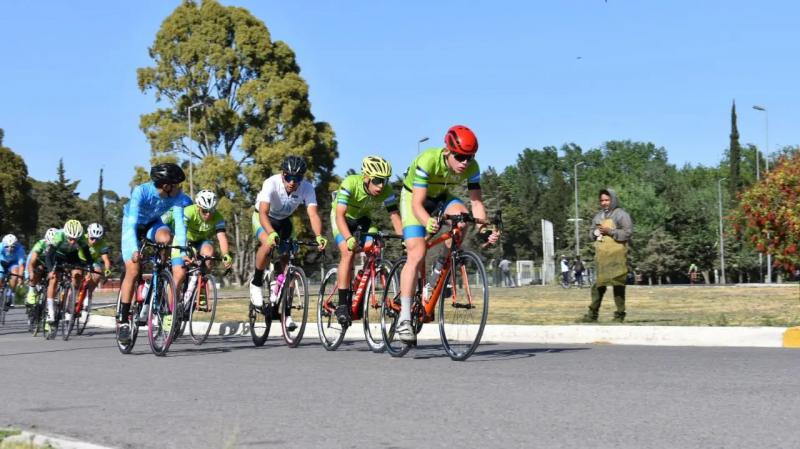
[589,188,633,244]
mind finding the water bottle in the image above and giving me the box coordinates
[140,279,150,302]
[184,274,198,303]
[269,273,285,304]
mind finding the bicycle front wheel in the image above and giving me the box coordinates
[317,268,345,351]
[0,285,9,326]
[189,275,218,345]
[115,288,139,354]
[59,283,77,341]
[281,267,309,348]
[76,292,91,335]
[439,251,489,361]
[147,270,179,356]
[249,299,271,346]
[364,262,394,353]
[380,258,411,358]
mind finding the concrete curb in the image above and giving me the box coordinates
[1,430,115,449]
[88,315,800,348]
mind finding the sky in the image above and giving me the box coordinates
[1,0,798,198]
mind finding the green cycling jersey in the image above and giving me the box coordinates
[402,147,481,198]
[163,204,226,243]
[49,230,91,261]
[334,174,398,219]
[79,236,110,263]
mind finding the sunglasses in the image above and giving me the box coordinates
[370,177,389,186]
[199,208,213,214]
[451,153,474,163]
[284,174,303,184]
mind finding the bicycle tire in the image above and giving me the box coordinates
[0,285,7,326]
[75,292,91,336]
[115,287,140,354]
[189,274,218,345]
[317,268,345,351]
[380,257,412,358]
[364,262,394,353]
[438,250,489,361]
[147,270,179,356]
[61,283,77,341]
[281,267,309,348]
[249,277,271,346]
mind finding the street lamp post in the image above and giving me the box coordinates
[752,105,771,283]
[718,177,727,284]
[417,137,429,154]
[187,102,205,199]
[573,161,585,257]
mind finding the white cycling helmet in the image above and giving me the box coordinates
[87,223,104,239]
[1,234,17,247]
[45,228,59,245]
[195,189,218,210]
[63,219,84,239]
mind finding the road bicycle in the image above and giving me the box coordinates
[175,252,224,345]
[381,212,500,361]
[115,240,184,356]
[317,230,401,352]
[61,265,102,340]
[249,238,316,348]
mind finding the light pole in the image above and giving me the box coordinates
[752,105,771,283]
[417,137,429,154]
[187,102,205,199]
[573,161,585,257]
[717,177,727,284]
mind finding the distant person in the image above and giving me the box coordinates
[579,188,633,323]
[688,262,698,285]
[498,258,515,287]
[560,255,570,287]
[573,256,584,286]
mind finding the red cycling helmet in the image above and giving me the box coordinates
[444,125,478,155]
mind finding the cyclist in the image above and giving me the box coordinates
[0,234,26,311]
[164,189,233,303]
[78,223,113,320]
[397,125,499,342]
[117,163,190,343]
[331,155,402,326]
[249,155,327,331]
[43,220,93,327]
[24,228,58,309]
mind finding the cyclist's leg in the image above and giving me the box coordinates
[250,212,276,306]
[333,217,364,324]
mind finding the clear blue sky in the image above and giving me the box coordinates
[1,1,798,198]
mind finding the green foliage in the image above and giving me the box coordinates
[0,133,37,243]
[136,0,338,282]
[34,159,81,236]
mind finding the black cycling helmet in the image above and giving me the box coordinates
[281,155,307,176]
[150,163,186,186]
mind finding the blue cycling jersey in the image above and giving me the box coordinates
[122,182,191,255]
[0,243,26,267]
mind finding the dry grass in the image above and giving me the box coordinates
[96,284,800,327]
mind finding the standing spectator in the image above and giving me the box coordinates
[688,262,699,285]
[498,258,515,287]
[579,188,633,323]
[573,256,584,286]
[560,255,571,287]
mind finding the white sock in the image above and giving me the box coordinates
[46,298,55,321]
[399,296,412,322]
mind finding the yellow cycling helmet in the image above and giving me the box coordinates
[361,156,392,179]
[63,219,84,239]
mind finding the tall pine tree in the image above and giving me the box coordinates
[97,169,105,225]
[729,100,741,203]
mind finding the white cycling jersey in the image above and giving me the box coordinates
[255,174,317,220]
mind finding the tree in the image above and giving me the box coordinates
[96,169,105,225]
[735,151,800,272]
[729,100,742,201]
[639,228,683,284]
[0,130,38,243]
[136,0,338,283]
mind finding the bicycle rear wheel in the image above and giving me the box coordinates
[380,258,412,358]
[281,267,309,348]
[364,262,394,353]
[439,250,489,361]
[189,275,218,345]
[147,270,179,356]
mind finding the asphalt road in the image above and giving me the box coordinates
[1,307,798,449]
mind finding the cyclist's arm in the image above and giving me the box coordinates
[15,245,26,267]
[468,188,488,222]
[389,211,403,236]
[216,230,230,256]
[171,203,188,248]
[306,204,323,238]
[26,252,39,277]
[335,204,352,241]
[411,186,432,226]
[258,202,277,236]
[79,240,94,267]
[101,254,112,271]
